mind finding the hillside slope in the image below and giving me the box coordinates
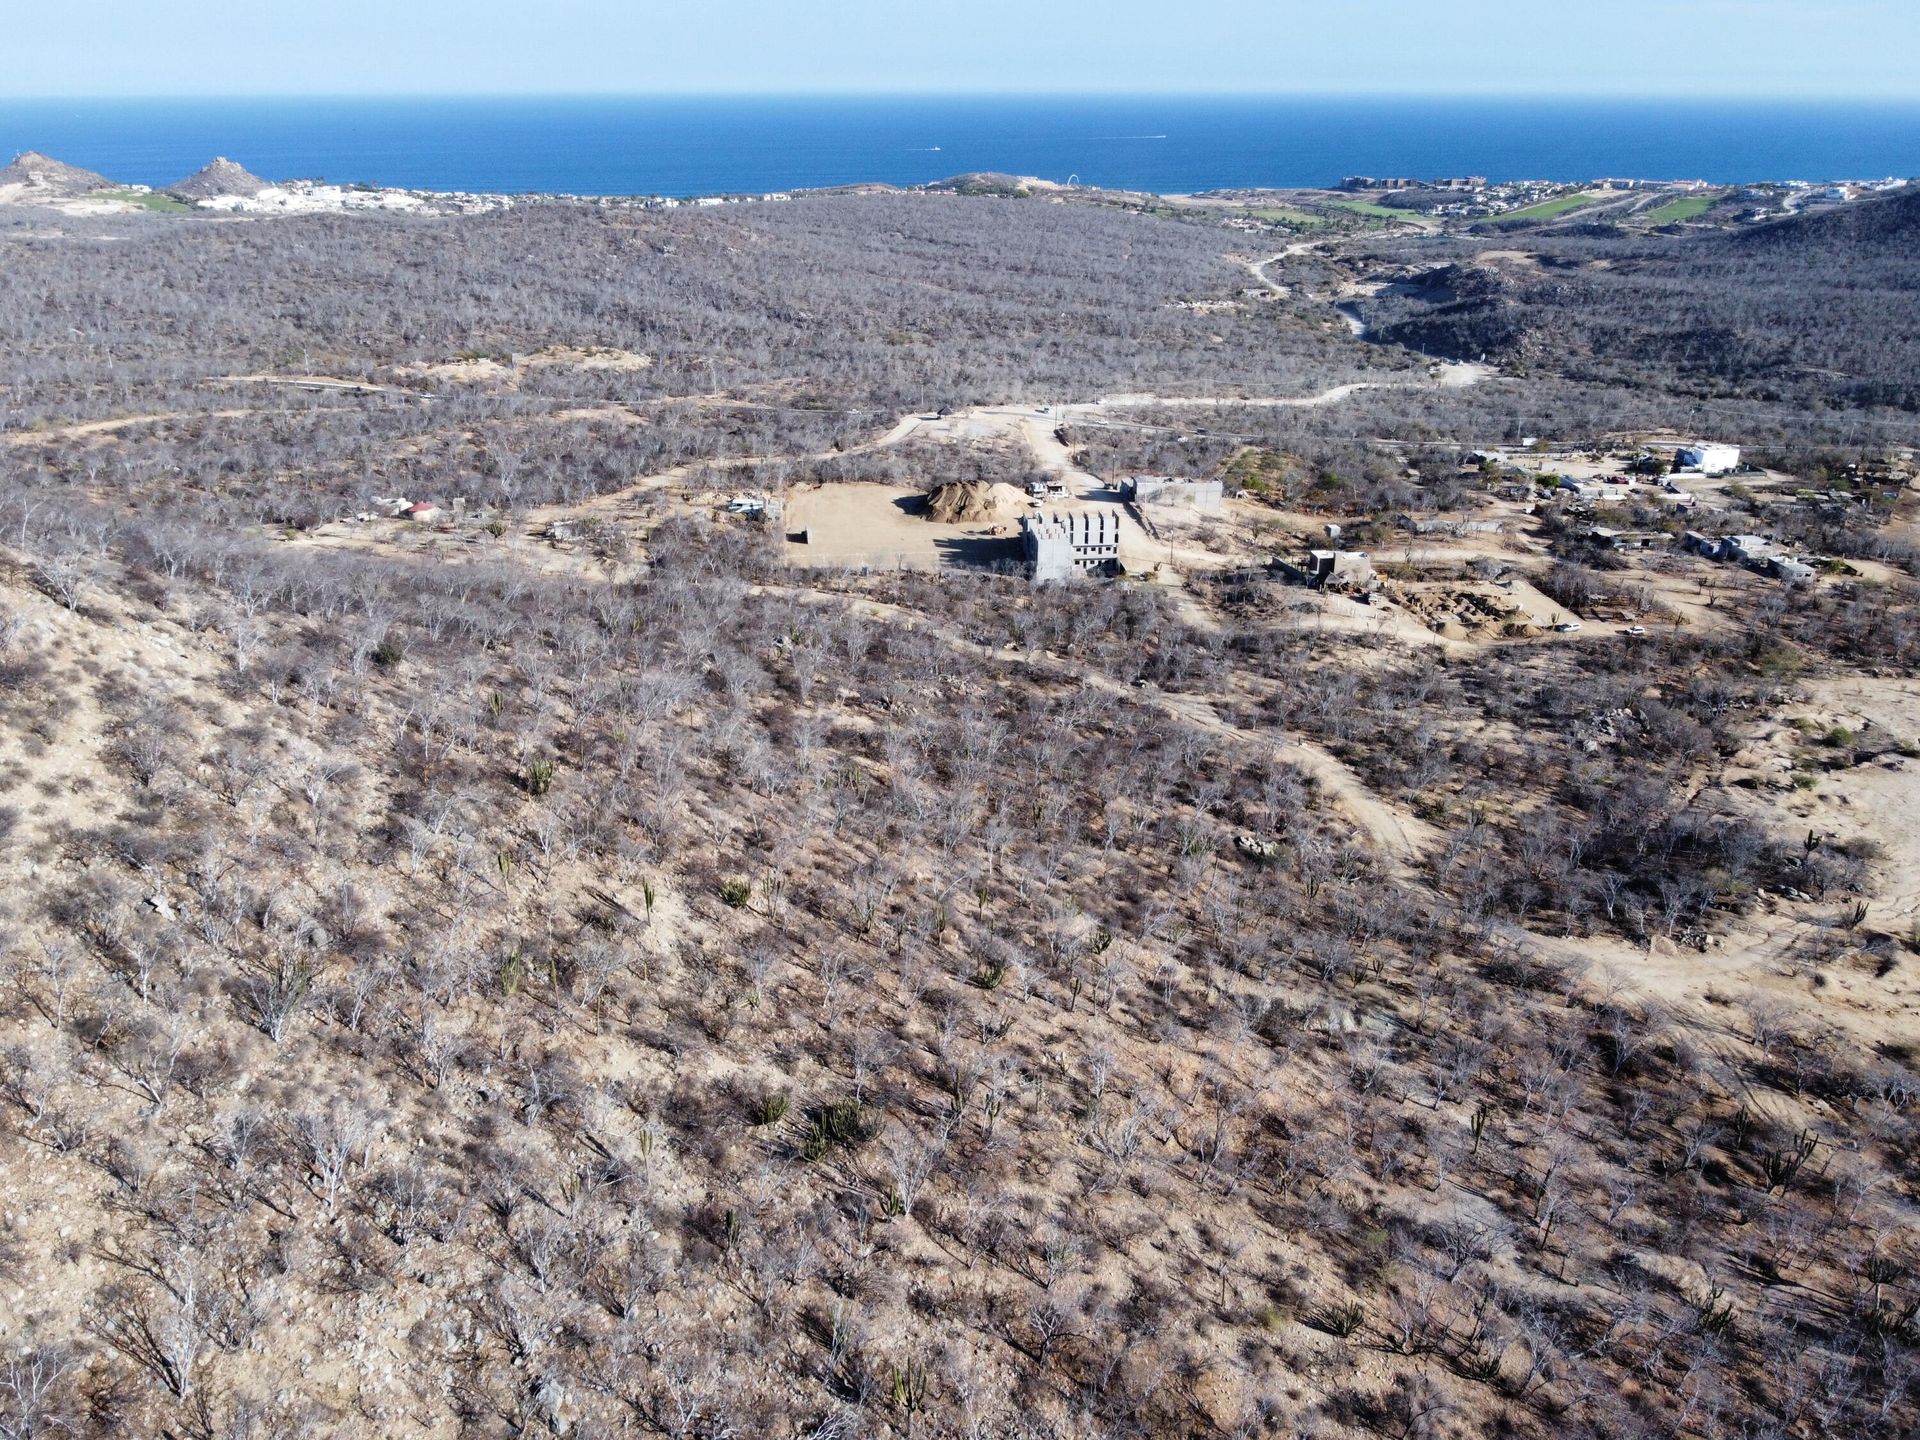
[1360,187,1920,410]
[0,151,112,197]
[0,190,1915,1440]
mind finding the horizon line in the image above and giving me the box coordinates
[8,89,1920,105]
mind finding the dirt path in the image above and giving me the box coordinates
[1147,687,1439,863]
[3,408,262,445]
[764,583,1437,866]
[593,340,1498,518]
[1061,362,1493,414]
[1246,250,1293,298]
[214,373,416,398]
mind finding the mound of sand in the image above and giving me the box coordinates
[401,356,516,385]
[529,346,654,372]
[924,480,1028,524]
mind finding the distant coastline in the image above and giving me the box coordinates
[2,95,1917,198]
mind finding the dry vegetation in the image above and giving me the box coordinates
[0,189,1918,1440]
[1349,188,1920,415]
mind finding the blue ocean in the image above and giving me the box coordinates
[2,96,1916,197]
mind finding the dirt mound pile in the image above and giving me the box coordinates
[167,157,271,200]
[0,151,112,196]
[1381,579,1524,638]
[924,480,1027,523]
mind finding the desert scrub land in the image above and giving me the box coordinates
[0,186,1917,1439]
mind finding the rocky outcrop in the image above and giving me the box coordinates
[0,151,112,196]
[166,156,271,200]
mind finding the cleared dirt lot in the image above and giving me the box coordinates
[782,482,1023,570]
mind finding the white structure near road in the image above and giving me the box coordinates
[1675,443,1742,475]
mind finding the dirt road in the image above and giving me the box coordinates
[3,408,262,445]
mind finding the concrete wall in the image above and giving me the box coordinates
[1022,517,1075,583]
[1124,476,1224,515]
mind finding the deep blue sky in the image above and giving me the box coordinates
[12,0,1920,99]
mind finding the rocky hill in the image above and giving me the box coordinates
[0,150,112,196]
[928,171,1048,197]
[165,155,271,200]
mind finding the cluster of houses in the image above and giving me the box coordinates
[1556,474,1696,505]
[366,495,450,523]
[1339,175,1486,192]
[1682,531,1817,584]
[1593,178,1711,193]
[637,192,791,211]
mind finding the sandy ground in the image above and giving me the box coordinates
[0,545,229,871]
[784,484,1022,570]
[1788,677,1920,935]
[526,346,653,372]
[1533,674,1920,1053]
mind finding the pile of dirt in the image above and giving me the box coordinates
[1381,579,1524,638]
[923,480,1027,523]
[0,151,112,196]
[166,156,271,201]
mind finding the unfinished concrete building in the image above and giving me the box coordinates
[1121,475,1224,515]
[1022,509,1121,582]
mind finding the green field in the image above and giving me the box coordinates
[1321,196,1418,222]
[1246,205,1329,227]
[1642,191,1724,224]
[94,189,191,213]
[1492,192,1607,225]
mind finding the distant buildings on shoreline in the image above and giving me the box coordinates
[1340,175,1487,192]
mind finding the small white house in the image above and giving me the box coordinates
[1676,443,1742,475]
